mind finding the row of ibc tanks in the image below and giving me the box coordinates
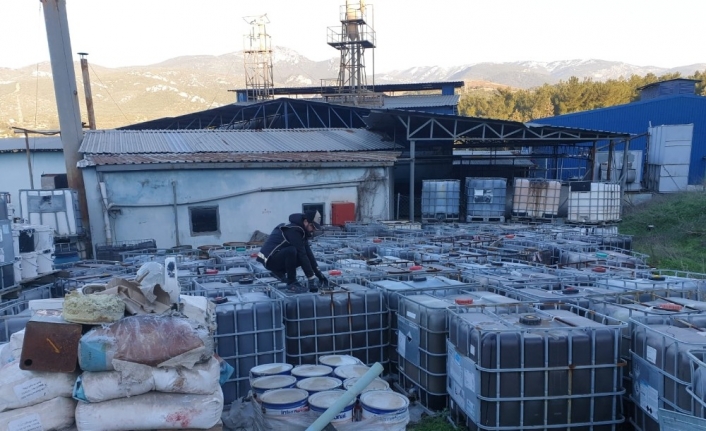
[0,221,56,290]
[4,223,703,429]
[248,356,408,430]
[421,178,621,223]
[0,257,226,431]
[201,228,706,430]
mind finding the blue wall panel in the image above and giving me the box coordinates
[534,95,706,184]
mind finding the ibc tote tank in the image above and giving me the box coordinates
[465,177,506,221]
[421,180,460,221]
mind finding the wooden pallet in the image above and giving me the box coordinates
[466,216,505,223]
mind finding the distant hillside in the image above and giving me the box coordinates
[1,47,705,137]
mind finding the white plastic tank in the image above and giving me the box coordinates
[19,189,83,237]
[512,178,561,219]
[567,182,621,223]
[33,225,54,251]
[36,249,54,274]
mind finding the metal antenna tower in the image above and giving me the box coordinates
[326,1,378,104]
[242,14,274,102]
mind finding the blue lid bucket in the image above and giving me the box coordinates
[296,376,342,394]
[360,391,410,422]
[250,363,293,380]
[318,354,362,367]
[251,375,297,394]
[259,388,309,416]
[291,364,333,380]
[333,364,370,380]
[308,390,355,424]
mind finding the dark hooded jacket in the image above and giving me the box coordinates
[258,213,318,277]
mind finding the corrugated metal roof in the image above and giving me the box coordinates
[80,129,398,154]
[79,151,401,167]
[0,137,63,153]
[381,94,459,109]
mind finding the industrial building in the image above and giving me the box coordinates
[533,78,706,188]
[78,128,399,248]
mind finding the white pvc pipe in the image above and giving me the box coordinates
[305,362,383,431]
[99,182,113,244]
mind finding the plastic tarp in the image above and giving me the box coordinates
[78,314,214,372]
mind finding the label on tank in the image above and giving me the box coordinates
[406,311,416,319]
[466,398,478,422]
[397,317,420,366]
[634,355,661,421]
[464,368,475,394]
[646,345,657,364]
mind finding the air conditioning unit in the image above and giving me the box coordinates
[593,150,643,192]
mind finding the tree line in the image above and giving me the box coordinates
[458,71,706,122]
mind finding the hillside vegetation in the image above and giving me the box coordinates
[459,70,706,121]
[620,190,706,272]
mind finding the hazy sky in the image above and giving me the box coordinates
[1,0,703,72]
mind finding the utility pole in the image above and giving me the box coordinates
[40,0,90,236]
[78,52,96,130]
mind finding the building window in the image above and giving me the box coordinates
[190,206,219,235]
[302,203,325,225]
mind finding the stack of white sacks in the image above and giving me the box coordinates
[0,329,78,431]
[0,259,229,431]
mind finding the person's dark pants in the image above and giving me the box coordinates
[265,246,298,284]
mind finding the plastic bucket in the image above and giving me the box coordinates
[250,363,293,380]
[33,225,54,251]
[251,375,297,394]
[36,249,54,274]
[259,388,309,416]
[308,390,355,424]
[318,354,363,368]
[20,252,38,279]
[359,391,410,422]
[296,377,342,394]
[291,364,333,380]
[333,364,370,380]
[343,377,390,393]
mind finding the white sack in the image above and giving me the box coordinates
[0,396,77,431]
[0,360,77,412]
[75,388,223,431]
[76,357,221,403]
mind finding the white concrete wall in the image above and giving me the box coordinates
[82,165,392,249]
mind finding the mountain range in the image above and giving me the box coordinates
[1,46,704,137]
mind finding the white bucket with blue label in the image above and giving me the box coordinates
[250,363,293,382]
[308,389,355,424]
[318,354,363,368]
[291,364,333,380]
[359,391,410,423]
[259,388,309,416]
[296,376,342,394]
[251,375,297,394]
[333,364,370,380]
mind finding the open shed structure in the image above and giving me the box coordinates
[116,98,633,221]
